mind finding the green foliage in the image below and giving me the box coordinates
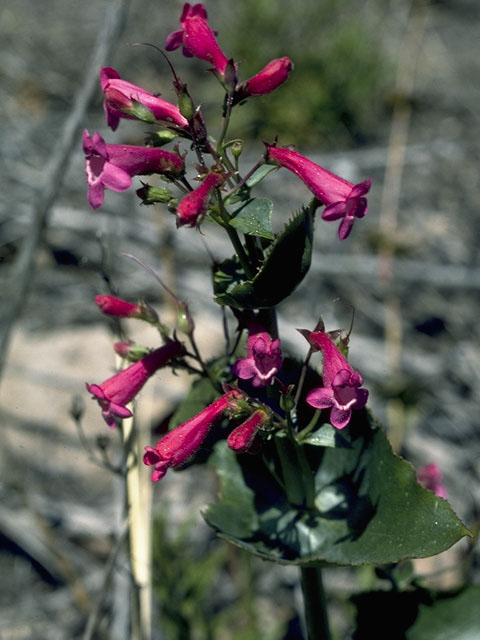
[205,411,470,566]
[230,198,275,240]
[352,585,480,639]
[225,0,391,147]
[214,204,315,308]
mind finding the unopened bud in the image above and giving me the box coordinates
[146,130,179,147]
[223,59,238,92]
[114,341,151,361]
[136,184,174,205]
[177,301,195,335]
[280,389,296,413]
[231,140,243,159]
[139,301,160,324]
[228,409,269,453]
[178,88,195,121]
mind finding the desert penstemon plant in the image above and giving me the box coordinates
[83,3,472,638]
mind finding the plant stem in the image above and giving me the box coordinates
[301,566,331,640]
[217,195,255,280]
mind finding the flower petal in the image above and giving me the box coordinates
[337,216,354,240]
[322,201,346,221]
[306,387,334,409]
[87,183,105,210]
[330,406,352,430]
[349,178,371,198]
[353,388,369,409]
[101,162,132,191]
[165,29,185,51]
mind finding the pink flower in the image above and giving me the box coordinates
[227,409,269,453]
[166,3,228,77]
[176,172,224,227]
[95,295,142,318]
[240,57,293,97]
[233,331,283,388]
[86,341,183,428]
[304,331,368,430]
[265,145,371,240]
[83,130,184,210]
[100,67,189,131]
[144,389,243,481]
[417,463,447,499]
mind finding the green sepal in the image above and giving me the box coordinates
[204,411,471,567]
[213,205,315,309]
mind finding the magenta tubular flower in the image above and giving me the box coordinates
[166,3,228,76]
[305,331,368,430]
[86,341,183,428]
[228,409,269,453]
[176,172,224,227]
[417,463,447,499]
[265,145,371,240]
[83,129,184,210]
[233,331,283,388]
[95,294,142,318]
[100,67,189,131]
[144,389,243,481]
[241,57,293,97]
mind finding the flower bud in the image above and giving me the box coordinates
[114,342,151,361]
[176,172,225,227]
[240,57,293,98]
[231,140,243,159]
[136,184,174,205]
[146,130,179,147]
[228,409,269,453]
[177,301,195,335]
[178,87,195,121]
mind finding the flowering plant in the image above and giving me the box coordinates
[81,4,472,637]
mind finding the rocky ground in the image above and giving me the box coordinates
[1,0,479,638]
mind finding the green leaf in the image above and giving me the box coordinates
[407,586,480,640]
[205,411,471,566]
[352,586,480,639]
[213,205,315,309]
[169,375,219,429]
[303,424,349,448]
[205,441,259,539]
[245,164,278,188]
[230,198,274,239]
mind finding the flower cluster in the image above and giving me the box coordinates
[84,3,371,483]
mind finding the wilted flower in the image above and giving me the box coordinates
[417,463,447,499]
[238,57,293,98]
[227,408,269,453]
[86,341,183,428]
[176,172,224,227]
[100,67,189,131]
[265,145,371,240]
[303,330,368,429]
[233,331,283,388]
[166,3,229,77]
[83,130,184,209]
[144,389,243,481]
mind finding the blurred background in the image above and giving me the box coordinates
[1,0,479,637]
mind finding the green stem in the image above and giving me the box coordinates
[217,92,234,151]
[301,566,331,640]
[274,436,305,506]
[217,195,255,280]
